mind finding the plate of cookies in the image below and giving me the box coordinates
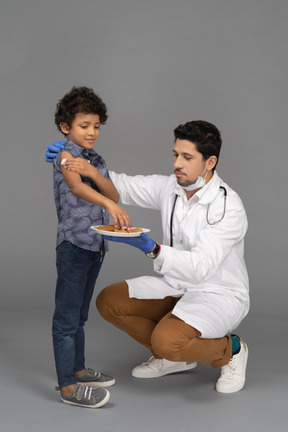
[91,224,150,237]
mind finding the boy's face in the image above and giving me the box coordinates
[60,113,100,149]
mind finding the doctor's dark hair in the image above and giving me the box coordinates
[174,120,222,171]
[55,86,108,134]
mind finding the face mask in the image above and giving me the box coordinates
[182,164,209,191]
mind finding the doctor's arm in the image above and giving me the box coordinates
[154,205,248,284]
[46,142,167,211]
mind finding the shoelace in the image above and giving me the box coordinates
[143,356,163,370]
[220,357,237,378]
[144,356,156,365]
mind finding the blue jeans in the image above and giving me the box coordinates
[52,241,105,387]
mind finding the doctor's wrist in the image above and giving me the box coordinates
[144,242,161,259]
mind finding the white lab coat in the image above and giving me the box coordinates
[109,171,249,338]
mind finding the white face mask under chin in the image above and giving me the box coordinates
[182,166,209,191]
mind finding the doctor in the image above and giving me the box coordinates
[46,120,249,393]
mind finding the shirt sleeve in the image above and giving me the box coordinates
[109,171,169,210]
[153,195,248,284]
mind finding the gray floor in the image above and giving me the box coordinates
[1,309,287,432]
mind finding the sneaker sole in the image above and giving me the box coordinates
[132,362,197,378]
[76,378,116,388]
[61,389,110,408]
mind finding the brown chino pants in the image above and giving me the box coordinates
[96,281,232,368]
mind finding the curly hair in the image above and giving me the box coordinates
[174,120,222,171]
[55,86,108,134]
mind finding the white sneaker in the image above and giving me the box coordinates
[132,356,197,378]
[216,339,248,393]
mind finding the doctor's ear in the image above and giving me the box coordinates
[207,156,217,170]
[60,122,70,135]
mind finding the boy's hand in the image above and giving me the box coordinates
[45,141,66,162]
[105,201,132,230]
[62,158,94,178]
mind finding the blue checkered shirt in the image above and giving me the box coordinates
[53,140,110,251]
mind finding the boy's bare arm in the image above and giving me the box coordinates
[62,156,119,203]
[61,152,131,228]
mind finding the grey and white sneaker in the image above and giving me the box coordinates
[60,384,110,408]
[76,368,115,388]
[132,356,197,378]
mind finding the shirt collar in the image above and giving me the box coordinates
[66,140,98,159]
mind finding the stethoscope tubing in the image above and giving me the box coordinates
[170,186,227,247]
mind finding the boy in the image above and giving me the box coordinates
[52,86,131,408]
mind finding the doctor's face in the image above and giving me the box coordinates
[173,139,209,188]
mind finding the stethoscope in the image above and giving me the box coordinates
[169,186,227,247]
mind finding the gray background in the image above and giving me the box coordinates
[0,0,287,431]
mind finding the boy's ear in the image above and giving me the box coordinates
[60,122,70,135]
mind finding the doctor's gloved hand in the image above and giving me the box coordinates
[102,233,155,253]
[45,141,66,162]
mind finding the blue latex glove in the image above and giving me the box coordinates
[45,141,66,162]
[102,233,155,253]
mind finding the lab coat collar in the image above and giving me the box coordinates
[173,171,221,205]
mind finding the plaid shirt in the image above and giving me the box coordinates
[53,140,110,251]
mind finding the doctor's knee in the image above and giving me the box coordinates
[151,328,183,362]
[96,281,129,321]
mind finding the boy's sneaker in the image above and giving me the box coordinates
[216,338,248,393]
[76,368,115,388]
[132,356,197,378]
[60,384,110,408]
